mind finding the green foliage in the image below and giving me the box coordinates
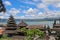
[20,27,27,32]
[27,29,34,36]
[26,36,33,40]
[2,34,8,39]
[0,34,11,40]
[20,28,45,40]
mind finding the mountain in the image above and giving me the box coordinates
[0,18,60,22]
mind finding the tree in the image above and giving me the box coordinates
[53,20,56,28]
[56,32,60,40]
[21,28,45,40]
[20,27,27,32]
[7,15,17,27]
[47,26,51,35]
[53,20,56,25]
[0,0,6,12]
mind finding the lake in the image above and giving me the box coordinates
[0,19,59,28]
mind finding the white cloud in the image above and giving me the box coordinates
[14,16,26,19]
[41,0,60,8]
[38,12,45,18]
[34,0,60,19]
[55,3,60,8]
[24,11,60,19]
[0,16,4,19]
[23,5,60,19]
[0,12,11,19]
[24,8,38,14]
[4,1,11,6]
[38,11,60,18]
[42,0,60,3]
[0,12,4,19]
[0,8,20,19]
[9,8,20,16]
[22,0,60,19]
[1,0,60,19]
[20,16,25,19]
[37,3,47,8]
[0,12,4,15]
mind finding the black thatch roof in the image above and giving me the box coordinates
[0,25,4,27]
[5,30,17,34]
[18,20,28,27]
[26,25,45,29]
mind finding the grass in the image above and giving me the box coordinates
[0,34,25,40]
[0,34,11,40]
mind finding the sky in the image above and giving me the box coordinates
[0,0,60,19]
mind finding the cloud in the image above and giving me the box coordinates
[0,12,10,19]
[1,0,60,19]
[17,0,36,5]
[24,8,38,14]
[4,1,11,6]
[9,8,20,16]
[14,16,26,19]
[0,16,4,19]
[38,11,60,18]
[41,0,60,8]
[0,8,20,19]
[0,12,5,19]
[42,0,60,3]
[39,0,60,8]
[34,0,60,19]
[47,11,60,18]
[37,3,47,8]
[54,3,60,8]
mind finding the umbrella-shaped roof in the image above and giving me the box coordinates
[18,20,28,27]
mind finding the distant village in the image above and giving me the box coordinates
[0,15,59,40]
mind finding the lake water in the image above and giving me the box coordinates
[26,21,54,28]
[0,20,59,28]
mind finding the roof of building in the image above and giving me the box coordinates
[51,28,60,31]
[5,30,17,34]
[26,25,45,29]
[53,24,60,26]
[18,20,28,26]
[0,25,5,27]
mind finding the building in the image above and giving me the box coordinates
[18,20,28,29]
[53,20,60,28]
[0,15,60,40]
[5,15,17,37]
[26,25,46,31]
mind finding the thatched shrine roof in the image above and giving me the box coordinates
[26,25,45,29]
[18,20,28,27]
